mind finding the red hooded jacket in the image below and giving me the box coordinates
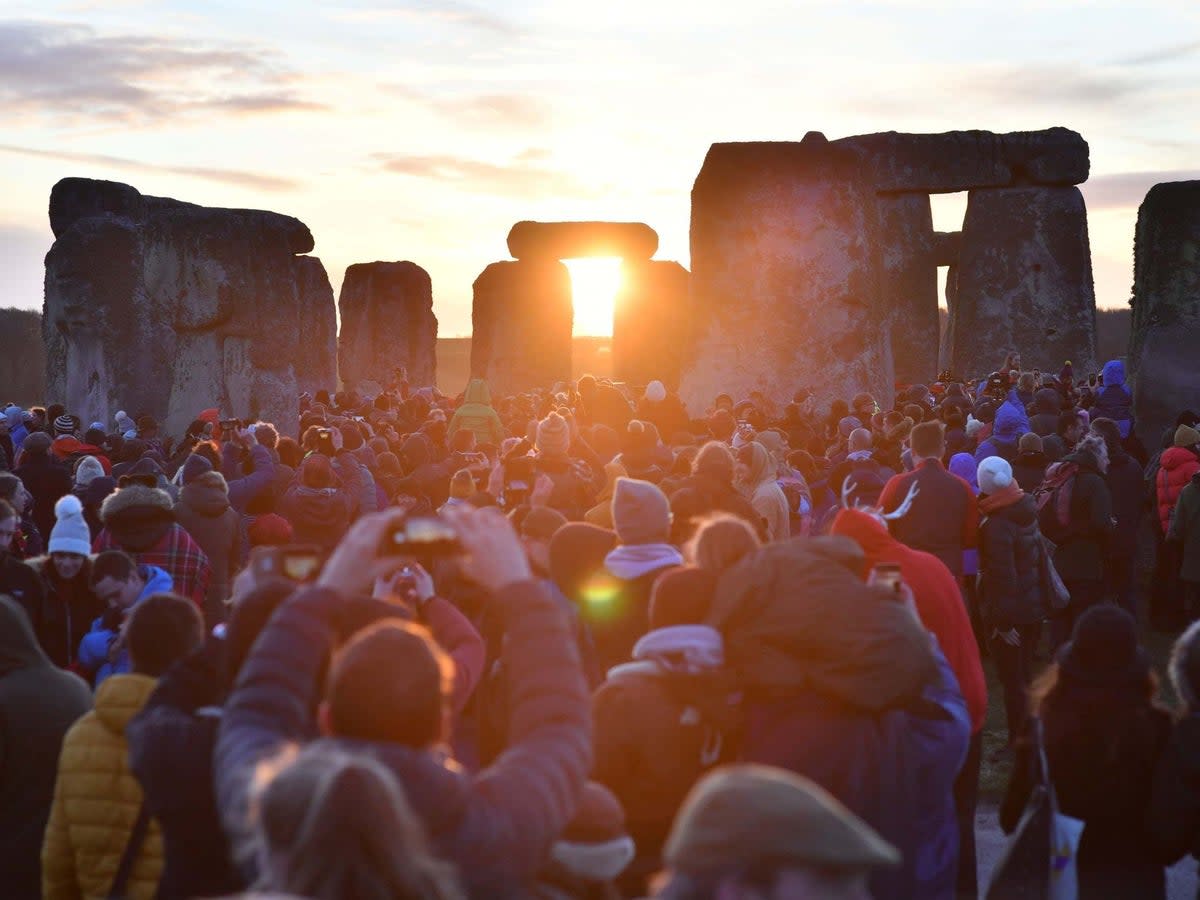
[831,508,987,733]
[1157,447,1200,535]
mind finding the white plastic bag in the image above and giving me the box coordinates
[1049,813,1083,900]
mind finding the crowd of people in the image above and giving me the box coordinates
[1,353,1199,900]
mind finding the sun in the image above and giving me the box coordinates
[566,258,623,337]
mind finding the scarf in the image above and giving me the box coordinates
[604,543,683,580]
[979,482,1025,514]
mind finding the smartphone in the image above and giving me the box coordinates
[252,545,325,583]
[871,563,904,595]
[380,516,462,557]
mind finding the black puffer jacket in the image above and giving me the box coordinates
[978,493,1045,630]
[1050,443,1114,582]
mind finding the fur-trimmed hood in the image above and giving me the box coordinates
[100,483,175,551]
[177,470,230,517]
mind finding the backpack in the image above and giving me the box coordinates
[1034,462,1078,543]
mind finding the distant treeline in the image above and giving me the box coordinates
[2,307,1134,409]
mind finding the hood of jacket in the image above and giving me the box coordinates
[829,508,898,566]
[1102,359,1126,389]
[1161,446,1200,472]
[463,378,492,407]
[0,594,50,676]
[993,402,1026,442]
[287,485,346,521]
[1063,445,1105,476]
[81,475,117,508]
[100,483,175,551]
[139,565,174,600]
[988,492,1039,527]
[949,452,979,490]
[179,470,231,517]
[94,672,157,736]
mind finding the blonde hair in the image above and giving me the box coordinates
[251,745,463,900]
[685,513,761,573]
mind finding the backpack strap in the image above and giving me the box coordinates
[108,801,151,900]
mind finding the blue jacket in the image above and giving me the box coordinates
[742,642,970,900]
[975,401,1028,464]
[221,443,276,514]
[1093,360,1134,438]
[214,582,592,900]
[78,565,174,686]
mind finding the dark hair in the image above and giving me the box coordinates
[943,408,964,429]
[127,593,205,676]
[90,550,138,586]
[85,427,106,447]
[277,436,302,469]
[1057,410,1081,435]
[326,622,451,747]
[902,403,925,424]
[224,578,296,685]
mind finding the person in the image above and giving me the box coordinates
[0,596,92,900]
[1001,605,1172,899]
[219,425,277,514]
[593,566,737,895]
[1091,417,1144,617]
[1091,359,1135,439]
[879,421,979,579]
[593,477,684,672]
[653,764,900,900]
[734,441,790,542]
[173,454,241,626]
[14,430,73,542]
[93,479,212,607]
[0,497,47,625]
[42,593,205,900]
[215,507,593,899]
[668,442,762,544]
[1010,432,1048,493]
[25,495,106,669]
[973,400,1026,464]
[1167,466,1200,622]
[1043,409,1084,463]
[534,781,633,900]
[578,375,633,432]
[80,551,175,686]
[585,460,628,529]
[126,579,297,900]
[1044,432,1114,649]
[1155,425,1200,628]
[975,456,1045,748]
[829,501,987,898]
[1028,386,1065,438]
[280,453,354,552]
[1149,621,1200,882]
[828,428,894,507]
[449,378,506,447]
[534,412,599,520]
[248,744,464,900]
[637,381,690,442]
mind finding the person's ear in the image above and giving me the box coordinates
[317,700,334,737]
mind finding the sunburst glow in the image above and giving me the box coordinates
[566,258,623,337]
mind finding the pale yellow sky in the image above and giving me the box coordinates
[1,1,1198,335]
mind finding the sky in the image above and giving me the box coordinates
[1,1,1199,336]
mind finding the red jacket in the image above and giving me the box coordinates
[831,508,988,733]
[1157,447,1200,535]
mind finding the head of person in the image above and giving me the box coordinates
[48,494,91,580]
[1018,371,1036,394]
[1017,432,1043,457]
[734,442,773,489]
[909,421,946,463]
[250,744,461,900]
[1057,410,1083,444]
[90,550,145,611]
[650,566,719,629]
[685,514,761,574]
[519,506,568,576]
[692,441,737,486]
[22,431,52,458]
[654,765,898,900]
[847,428,872,454]
[976,457,1015,497]
[320,621,453,748]
[850,393,876,422]
[0,498,17,554]
[611,477,672,548]
[277,436,303,469]
[536,412,572,460]
[301,454,336,490]
[708,409,736,443]
[1175,424,1200,452]
[1170,620,1200,716]
[125,592,205,676]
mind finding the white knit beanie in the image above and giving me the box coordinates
[977,456,1014,496]
[48,495,92,556]
[644,381,668,404]
[74,455,105,488]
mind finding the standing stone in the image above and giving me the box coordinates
[948,186,1097,377]
[43,177,336,437]
[1129,181,1200,447]
[878,194,938,385]
[338,262,437,391]
[508,221,658,261]
[612,260,690,389]
[471,259,572,396]
[296,257,338,397]
[679,136,894,414]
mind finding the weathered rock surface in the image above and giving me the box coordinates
[1129,181,1200,446]
[43,177,335,437]
[471,260,573,396]
[338,262,437,390]
[508,221,658,261]
[933,231,962,268]
[679,137,894,414]
[612,260,690,389]
[836,127,1089,193]
[878,194,938,385]
[947,186,1097,377]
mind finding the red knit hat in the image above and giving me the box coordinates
[248,513,294,547]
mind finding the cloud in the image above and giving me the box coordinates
[383,85,550,129]
[1116,41,1200,66]
[328,2,516,35]
[0,19,324,124]
[0,143,301,191]
[1084,169,1200,210]
[960,64,1146,108]
[0,223,51,311]
[372,151,598,198]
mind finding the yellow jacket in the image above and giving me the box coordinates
[42,673,164,900]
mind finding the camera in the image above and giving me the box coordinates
[379,516,462,558]
[501,439,535,508]
[252,545,325,583]
[220,418,243,433]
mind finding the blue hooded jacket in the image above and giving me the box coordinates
[1094,359,1134,438]
[975,402,1029,464]
[78,565,175,686]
